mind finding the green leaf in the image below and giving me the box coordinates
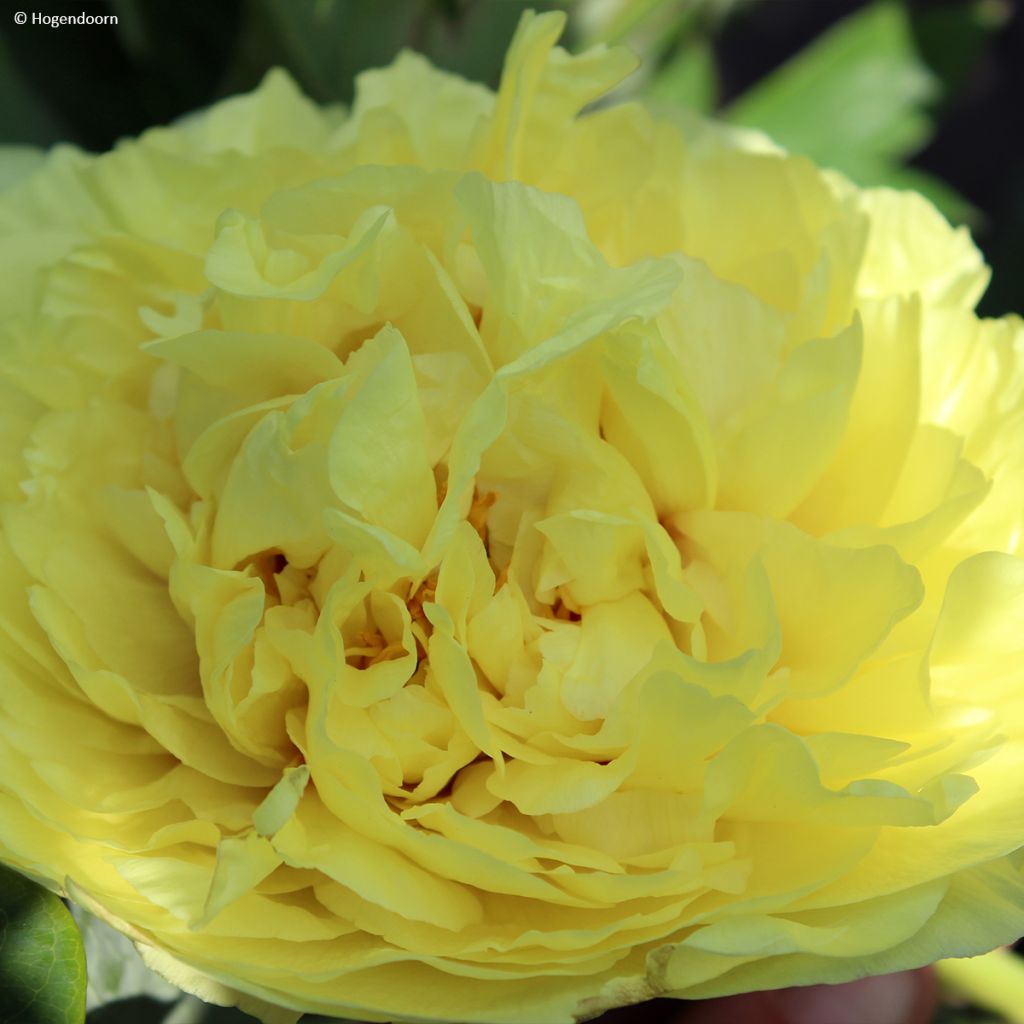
[582,0,680,47]
[648,37,718,113]
[250,0,422,104]
[416,1,547,90]
[0,865,87,1024]
[725,2,940,188]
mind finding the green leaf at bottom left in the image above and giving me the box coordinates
[0,865,87,1024]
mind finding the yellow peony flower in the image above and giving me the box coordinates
[1,10,1022,1023]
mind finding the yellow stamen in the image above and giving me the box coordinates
[368,642,406,666]
[468,489,497,542]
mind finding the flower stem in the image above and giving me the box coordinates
[936,948,1024,1023]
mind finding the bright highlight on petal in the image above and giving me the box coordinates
[0,9,1022,1024]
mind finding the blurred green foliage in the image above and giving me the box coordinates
[724,5,956,211]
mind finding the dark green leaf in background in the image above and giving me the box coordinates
[239,0,553,102]
[0,865,87,1024]
[239,0,418,103]
[648,37,718,113]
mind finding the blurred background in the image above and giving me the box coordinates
[0,0,1021,1022]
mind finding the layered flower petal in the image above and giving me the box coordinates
[1,10,1022,1024]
